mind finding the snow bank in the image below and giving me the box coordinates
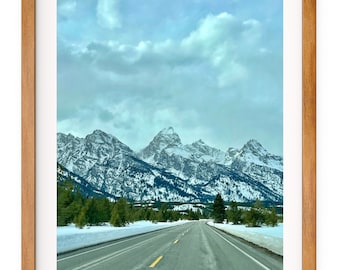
[207,222,283,256]
[57,220,189,254]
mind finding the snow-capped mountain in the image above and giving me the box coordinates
[57,130,197,202]
[230,140,283,195]
[57,163,115,199]
[138,127,182,163]
[57,130,134,178]
[139,127,226,165]
[57,128,283,202]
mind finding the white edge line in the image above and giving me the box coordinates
[57,228,168,262]
[57,234,145,262]
[69,224,192,270]
[208,226,271,270]
[72,238,153,270]
[57,223,191,262]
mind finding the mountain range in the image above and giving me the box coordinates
[57,127,283,203]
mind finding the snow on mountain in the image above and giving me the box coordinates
[138,127,182,163]
[139,129,226,165]
[183,139,226,164]
[57,163,115,199]
[236,139,282,170]
[230,139,283,195]
[57,128,283,202]
[224,147,239,166]
[57,130,134,178]
[58,130,198,202]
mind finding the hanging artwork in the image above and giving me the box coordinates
[55,1,284,269]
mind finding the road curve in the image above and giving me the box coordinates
[57,221,283,270]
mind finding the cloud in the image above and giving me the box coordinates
[58,0,77,20]
[181,13,266,87]
[96,0,121,29]
[76,12,263,89]
[58,7,282,154]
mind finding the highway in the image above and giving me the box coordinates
[57,221,283,270]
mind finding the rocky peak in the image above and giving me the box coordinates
[57,132,75,141]
[85,130,114,144]
[159,127,176,135]
[84,129,132,151]
[155,127,181,145]
[190,139,212,154]
[192,139,206,146]
[241,139,268,156]
[138,127,182,161]
[57,129,284,203]
[144,127,181,150]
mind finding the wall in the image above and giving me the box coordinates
[0,1,338,269]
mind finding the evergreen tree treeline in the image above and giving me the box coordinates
[57,181,203,228]
[58,182,280,228]
[212,194,280,227]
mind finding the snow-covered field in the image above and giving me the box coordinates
[57,220,189,254]
[172,203,205,212]
[207,222,283,256]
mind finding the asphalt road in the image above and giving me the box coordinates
[57,221,283,270]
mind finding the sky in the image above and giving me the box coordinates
[57,0,283,155]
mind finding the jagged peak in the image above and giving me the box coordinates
[139,127,182,158]
[86,129,111,140]
[57,132,74,138]
[159,127,175,135]
[190,139,210,150]
[57,132,80,143]
[245,139,262,147]
[57,132,67,138]
[92,129,108,135]
[153,127,182,144]
[241,139,268,155]
[84,129,131,149]
[193,139,205,145]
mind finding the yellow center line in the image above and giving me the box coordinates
[173,239,179,244]
[149,255,163,268]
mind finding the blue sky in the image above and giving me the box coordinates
[57,0,283,155]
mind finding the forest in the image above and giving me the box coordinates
[58,180,280,228]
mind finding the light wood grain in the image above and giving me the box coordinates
[302,0,316,269]
[22,0,35,270]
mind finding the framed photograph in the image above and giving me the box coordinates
[22,0,316,269]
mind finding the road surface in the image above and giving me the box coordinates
[57,221,283,270]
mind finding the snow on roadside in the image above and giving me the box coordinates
[57,220,189,254]
[207,222,283,256]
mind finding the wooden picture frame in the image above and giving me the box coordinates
[302,0,316,269]
[21,0,316,269]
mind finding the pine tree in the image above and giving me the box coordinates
[95,197,112,223]
[110,207,123,227]
[245,200,265,227]
[227,201,242,224]
[150,209,158,223]
[265,207,278,226]
[212,193,225,223]
[74,200,90,228]
[57,184,73,226]
[157,203,169,222]
[170,210,180,221]
[86,198,98,225]
[110,198,129,227]
[57,181,83,226]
